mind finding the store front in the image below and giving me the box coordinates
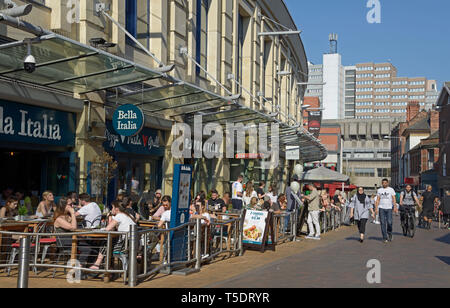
[0,99,77,197]
[103,121,165,201]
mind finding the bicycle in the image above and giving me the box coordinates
[400,205,416,238]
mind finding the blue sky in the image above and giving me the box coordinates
[284,0,449,88]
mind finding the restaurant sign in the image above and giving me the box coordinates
[104,121,165,156]
[112,104,144,137]
[0,99,76,146]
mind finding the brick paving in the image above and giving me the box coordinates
[207,216,450,288]
[0,217,448,288]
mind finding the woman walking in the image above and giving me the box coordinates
[349,187,375,243]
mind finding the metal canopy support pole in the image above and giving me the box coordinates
[96,7,174,72]
[179,47,233,97]
[17,236,30,288]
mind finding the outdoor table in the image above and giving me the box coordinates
[71,229,119,283]
[0,219,51,263]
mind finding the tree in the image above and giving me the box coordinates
[89,151,118,205]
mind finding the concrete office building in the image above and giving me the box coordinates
[338,119,397,195]
[305,36,439,121]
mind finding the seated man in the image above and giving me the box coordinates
[207,189,227,213]
[75,193,102,228]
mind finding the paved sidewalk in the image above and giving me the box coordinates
[1,217,447,288]
[0,225,356,288]
[208,216,450,288]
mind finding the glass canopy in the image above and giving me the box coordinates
[0,32,326,162]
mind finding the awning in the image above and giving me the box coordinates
[0,31,327,163]
[300,166,349,183]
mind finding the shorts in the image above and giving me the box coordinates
[422,207,434,218]
[232,199,243,210]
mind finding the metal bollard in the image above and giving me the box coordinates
[195,219,201,270]
[17,236,30,289]
[128,225,138,287]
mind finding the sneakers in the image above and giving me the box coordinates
[388,234,393,242]
[305,234,321,240]
[373,220,381,225]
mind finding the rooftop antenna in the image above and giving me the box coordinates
[329,33,338,54]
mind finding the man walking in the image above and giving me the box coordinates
[231,175,244,211]
[420,185,438,230]
[375,179,398,243]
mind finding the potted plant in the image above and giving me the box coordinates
[18,205,28,221]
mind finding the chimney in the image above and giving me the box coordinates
[407,101,420,123]
[429,110,440,133]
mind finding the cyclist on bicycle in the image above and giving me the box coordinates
[399,185,420,235]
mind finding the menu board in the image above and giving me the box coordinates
[243,210,268,245]
[170,164,193,262]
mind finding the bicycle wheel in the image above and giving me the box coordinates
[408,215,416,238]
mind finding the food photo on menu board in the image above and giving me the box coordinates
[242,210,268,245]
[178,173,191,209]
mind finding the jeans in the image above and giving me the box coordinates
[379,208,393,240]
[284,211,292,232]
[307,211,321,237]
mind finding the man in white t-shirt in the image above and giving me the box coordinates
[231,175,244,211]
[158,196,172,229]
[375,179,398,243]
[75,193,102,228]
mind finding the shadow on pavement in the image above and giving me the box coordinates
[345,237,361,241]
[435,233,450,245]
[435,256,450,265]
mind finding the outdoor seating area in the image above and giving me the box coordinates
[0,196,349,287]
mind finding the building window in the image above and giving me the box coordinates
[354,168,375,177]
[196,0,209,77]
[125,0,137,45]
[377,168,391,177]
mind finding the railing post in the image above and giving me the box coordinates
[238,215,243,256]
[17,236,30,289]
[195,219,201,270]
[292,210,297,241]
[128,225,138,287]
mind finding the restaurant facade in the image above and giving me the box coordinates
[0,0,326,202]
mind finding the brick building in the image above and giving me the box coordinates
[391,101,440,192]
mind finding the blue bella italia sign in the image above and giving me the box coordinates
[112,104,144,137]
[0,100,76,146]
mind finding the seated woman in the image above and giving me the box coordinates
[54,198,94,269]
[122,196,140,221]
[36,191,55,218]
[190,199,211,226]
[0,197,18,219]
[89,201,136,270]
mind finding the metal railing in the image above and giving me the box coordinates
[0,216,244,288]
[0,208,349,288]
